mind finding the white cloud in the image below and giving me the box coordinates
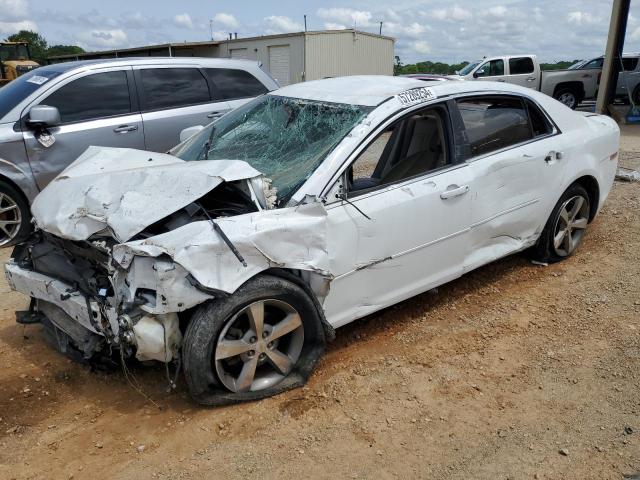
[213,12,238,29]
[317,7,373,27]
[631,26,640,41]
[324,22,347,30]
[412,40,431,54]
[173,13,193,29]
[431,5,472,21]
[0,0,29,21]
[76,29,128,49]
[567,11,597,26]
[0,19,37,36]
[487,6,507,17]
[263,15,302,34]
[404,22,426,38]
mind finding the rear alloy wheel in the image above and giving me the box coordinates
[0,181,31,247]
[530,184,591,263]
[182,275,327,405]
[554,89,578,109]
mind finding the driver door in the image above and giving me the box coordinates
[22,67,145,189]
[322,102,472,328]
[473,58,507,83]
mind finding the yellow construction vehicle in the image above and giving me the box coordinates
[0,41,39,86]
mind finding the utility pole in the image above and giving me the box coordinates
[209,20,213,41]
[304,15,307,32]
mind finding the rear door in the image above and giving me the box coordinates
[472,58,507,83]
[134,66,230,152]
[22,67,145,189]
[506,56,538,89]
[455,95,567,271]
[204,67,270,111]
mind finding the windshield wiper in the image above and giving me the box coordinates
[197,202,247,267]
[202,125,216,160]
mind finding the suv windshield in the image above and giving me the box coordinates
[0,66,66,120]
[458,61,480,75]
[172,94,371,204]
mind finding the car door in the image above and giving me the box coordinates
[321,103,473,328]
[204,67,270,112]
[134,66,231,152]
[473,58,507,83]
[506,56,538,89]
[22,67,145,190]
[455,94,568,272]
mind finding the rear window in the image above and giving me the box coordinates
[43,71,131,123]
[0,67,65,120]
[620,57,639,71]
[457,96,532,157]
[206,68,268,100]
[138,68,210,111]
[509,57,534,75]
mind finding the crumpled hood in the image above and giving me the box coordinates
[31,146,263,243]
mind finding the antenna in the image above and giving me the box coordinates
[379,21,383,35]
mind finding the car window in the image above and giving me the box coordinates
[620,57,639,71]
[509,57,534,75]
[42,71,131,124]
[206,68,268,100]
[525,100,553,137]
[583,58,604,69]
[349,106,449,193]
[0,66,66,120]
[475,59,504,77]
[138,68,210,111]
[456,96,532,157]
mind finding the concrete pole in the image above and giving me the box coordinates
[596,0,630,114]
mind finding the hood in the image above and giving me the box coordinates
[31,146,265,243]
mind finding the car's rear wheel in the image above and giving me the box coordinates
[531,184,591,263]
[554,88,579,109]
[0,180,31,248]
[182,274,326,405]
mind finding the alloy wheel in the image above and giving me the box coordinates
[552,195,589,257]
[558,92,577,109]
[214,299,304,393]
[0,192,22,247]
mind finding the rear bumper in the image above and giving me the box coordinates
[4,261,119,337]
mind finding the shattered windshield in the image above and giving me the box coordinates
[172,94,371,204]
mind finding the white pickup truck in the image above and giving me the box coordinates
[456,54,600,109]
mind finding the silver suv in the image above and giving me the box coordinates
[0,57,279,246]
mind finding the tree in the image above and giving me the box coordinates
[6,30,48,64]
[47,45,86,58]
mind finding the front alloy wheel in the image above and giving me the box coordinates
[0,191,21,246]
[214,299,304,392]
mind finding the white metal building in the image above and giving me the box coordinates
[48,30,395,86]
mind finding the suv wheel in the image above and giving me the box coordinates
[0,180,31,247]
[182,275,327,405]
[554,88,579,109]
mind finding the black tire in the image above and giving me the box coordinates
[530,184,591,264]
[0,179,31,248]
[182,274,327,406]
[553,88,579,109]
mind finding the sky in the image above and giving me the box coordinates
[1,0,639,63]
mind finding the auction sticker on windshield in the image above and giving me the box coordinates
[26,76,49,85]
[396,87,437,106]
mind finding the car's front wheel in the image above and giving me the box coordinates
[531,183,591,263]
[0,180,31,248]
[182,274,327,405]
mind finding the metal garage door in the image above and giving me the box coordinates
[269,45,290,86]
[230,48,250,59]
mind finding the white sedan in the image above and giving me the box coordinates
[5,76,619,405]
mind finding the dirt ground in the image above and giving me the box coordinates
[1,142,639,480]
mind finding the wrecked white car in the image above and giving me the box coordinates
[5,76,619,405]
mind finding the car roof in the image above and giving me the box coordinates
[272,76,433,106]
[45,57,262,71]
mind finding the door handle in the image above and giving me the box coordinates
[440,184,469,200]
[526,77,536,82]
[496,79,506,82]
[113,125,138,133]
[207,111,224,119]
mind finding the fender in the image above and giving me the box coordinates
[0,156,40,202]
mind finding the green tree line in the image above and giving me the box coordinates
[3,30,84,64]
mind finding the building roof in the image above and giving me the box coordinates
[47,29,395,61]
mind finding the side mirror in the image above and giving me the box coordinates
[28,105,61,127]
[179,125,204,143]
[473,70,485,78]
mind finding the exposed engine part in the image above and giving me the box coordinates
[132,313,182,362]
